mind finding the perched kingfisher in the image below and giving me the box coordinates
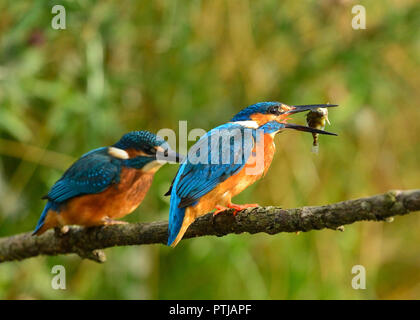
[33,131,182,235]
[166,102,338,247]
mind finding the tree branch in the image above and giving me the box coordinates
[1,189,419,264]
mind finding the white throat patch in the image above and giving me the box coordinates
[230,120,259,129]
[108,147,129,159]
[142,160,167,172]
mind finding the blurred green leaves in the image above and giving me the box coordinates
[0,0,419,299]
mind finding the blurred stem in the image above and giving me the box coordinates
[0,138,75,170]
[0,137,75,218]
[0,189,419,263]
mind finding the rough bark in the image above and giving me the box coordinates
[0,189,419,263]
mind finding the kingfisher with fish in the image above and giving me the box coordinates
[166,102,339,247]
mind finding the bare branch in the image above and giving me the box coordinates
[0,189,419,263]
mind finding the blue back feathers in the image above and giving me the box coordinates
[44,147,122,203]
[174,123,253,208]
[167,120,287,245]
[167,122,280,245]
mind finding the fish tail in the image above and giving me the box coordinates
[312,133,319,146]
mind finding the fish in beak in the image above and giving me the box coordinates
[281,104,338,153]
[281,103,338,137]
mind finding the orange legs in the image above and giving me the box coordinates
[213,203,259,216]
[102,217,128,226]
[228,203,259,214]
[213,205,229,216]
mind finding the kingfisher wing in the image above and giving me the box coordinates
[44,147,122,203]
[174,123,255,208]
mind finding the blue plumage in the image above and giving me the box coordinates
[33,201,59,235]
[167,101,338,246]
[44,148,122,203]
[167,122,286,245]
[114,131,165,150]
[34,148,123,234]
[167,202,186,246]
[167,121,287,245]
[175,124,253,207]
[34,130,180,235]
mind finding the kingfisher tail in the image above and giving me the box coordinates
[168,208,196,248]
[167,193,187,246]
[32,201,55,236]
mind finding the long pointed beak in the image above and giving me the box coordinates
[285,104,339,115]
[176,152,185,163]
[167,149,185,163]
[284,123,338,136]
[157,148,185,163]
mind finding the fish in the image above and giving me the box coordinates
[306,107,330,153]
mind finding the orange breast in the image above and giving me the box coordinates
[59,168,154,226]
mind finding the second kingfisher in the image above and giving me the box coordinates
[33,130,182,235]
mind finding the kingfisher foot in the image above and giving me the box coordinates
[61,226,70,234]
[213,205,229,216]
[103,218,128,226]
[227,203,259,216]
[54,226,69,237]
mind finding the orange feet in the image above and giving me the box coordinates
[213,203,259,216]
[228,203,259,216]
[213,205,229,216]
[102,218,128,226]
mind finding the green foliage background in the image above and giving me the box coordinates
[0,0,419,299]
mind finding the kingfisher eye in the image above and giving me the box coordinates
[146,146,157,155]
[268,106,280,115]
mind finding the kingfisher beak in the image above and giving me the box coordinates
[157,148,185,163]
[173,151,185,163]
[285,103,339,115]
[284,123,337,136]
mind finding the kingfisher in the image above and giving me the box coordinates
[33,131,183,235]
[166,102,338,247]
